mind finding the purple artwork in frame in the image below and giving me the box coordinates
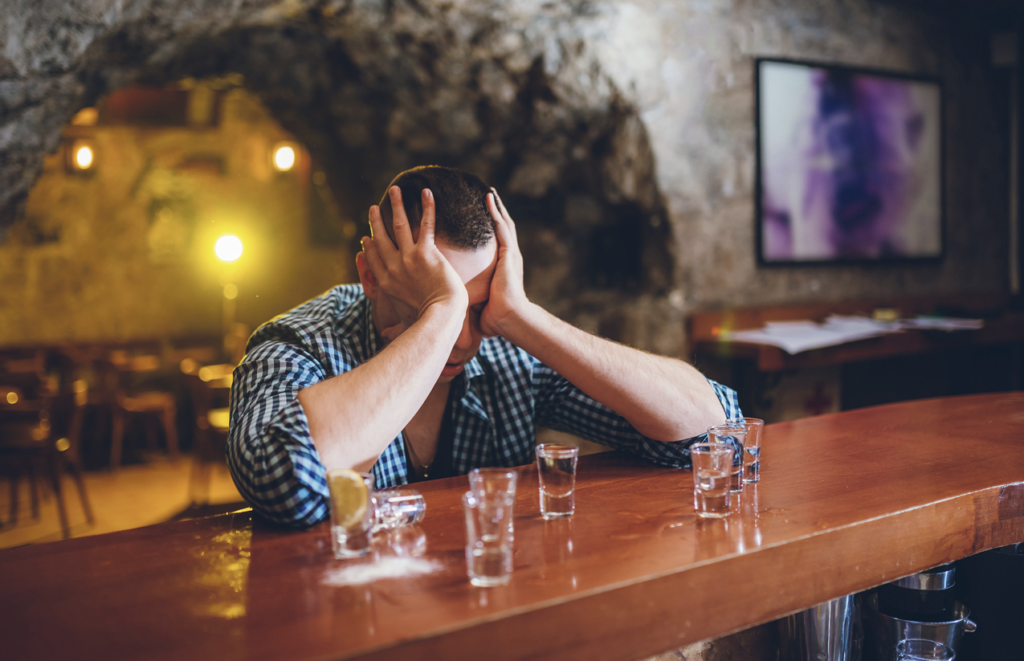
[756,58,944,265]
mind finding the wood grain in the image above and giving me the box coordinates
[1,393,1022,661]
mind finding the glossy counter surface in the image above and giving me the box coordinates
[2,393,1023,661]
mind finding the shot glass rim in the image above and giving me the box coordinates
[691,441,734,455]
[536,443,580,458]
[469,467,519,483]
[895,637,954,659]
[707,423,747,435]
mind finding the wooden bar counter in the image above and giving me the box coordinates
[2,393,1023,661]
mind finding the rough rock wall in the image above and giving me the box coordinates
[0,0,1011,355]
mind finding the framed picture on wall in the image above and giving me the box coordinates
[756,58,944,266]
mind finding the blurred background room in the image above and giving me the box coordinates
[1,0,1022,546]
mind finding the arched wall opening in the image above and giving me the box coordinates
[1,5,677,352]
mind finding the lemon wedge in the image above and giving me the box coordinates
[326,469,369,530]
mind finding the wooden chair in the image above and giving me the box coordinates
[180,360,233,505]
[73,354,180,470]
[0,382,94,538]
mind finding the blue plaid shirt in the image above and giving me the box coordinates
[227,285,741,527]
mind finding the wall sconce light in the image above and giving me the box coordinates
[271,142,298,172]
[66,139,97,173]
[215,234,244,263]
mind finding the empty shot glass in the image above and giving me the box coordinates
[328,470,375,559]
[536,444,579,520]
[463,490,514,587]
[708,424,747,494]
[896,639,955,660]
[691,442,734,519]
[469,468,518,540]
[373,489,426,532]
[739,418,764,484]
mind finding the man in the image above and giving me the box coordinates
[228,166,739,527]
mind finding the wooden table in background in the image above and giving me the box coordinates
[2,393,1022,661]
[687,296,1024,372]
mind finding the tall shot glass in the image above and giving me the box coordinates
[708,424,747,494]
[739,418,764,484]
[463,491,514,587]
[328,470,375,559]
[691,442,734,519]
[536,444,579,520]
[469,468,518,541]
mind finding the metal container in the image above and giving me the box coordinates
[865,592,976,661]
[879,564,956,622]
[779,594,862,661]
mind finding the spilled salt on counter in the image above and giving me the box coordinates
[323,557,441,586]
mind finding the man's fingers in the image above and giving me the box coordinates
[490,188,518,242]
[491,188,513,223]
[360,236,389,282]
[487,191,514,246]
[368,205,398,258]
[388,186,415,250]
[419,188,436,246]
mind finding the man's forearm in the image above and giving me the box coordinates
[297,302,464,472]
[502,303,727,441]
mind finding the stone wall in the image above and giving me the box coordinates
[0,0,1012,355]
[0,85,347,345]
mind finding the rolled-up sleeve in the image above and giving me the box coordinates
[532,363,742,468]
[227,340,332,527]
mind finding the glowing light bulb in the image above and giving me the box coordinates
[215,235,243,262]
[75,146,94,169]
[273,145,296,171]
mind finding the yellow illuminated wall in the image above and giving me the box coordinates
[0,85,355,346]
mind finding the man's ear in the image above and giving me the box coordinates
[355,250,380,300]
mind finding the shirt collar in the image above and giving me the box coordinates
[448,355,483,402]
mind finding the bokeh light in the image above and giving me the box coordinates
[215,235,244,262]
[75,145,94,169]
[273,145,296,171]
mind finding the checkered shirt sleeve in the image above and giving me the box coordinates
[530,359,741,468]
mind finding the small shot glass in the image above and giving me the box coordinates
[536,444,579,520]
[328,471,375,559]
[691,442,734,519]
[373,489,426,532]
[739,418,764,484]
[708,424,747,494]
[468,468,518,501]
[463,491,514,587]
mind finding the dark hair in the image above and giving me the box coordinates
[377,166,495,250]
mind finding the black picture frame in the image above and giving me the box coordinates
[755,57,945,267]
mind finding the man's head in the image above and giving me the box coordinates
[376,166,495,249]
[358,166,499,383]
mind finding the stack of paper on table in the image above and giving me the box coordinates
[720,314,983,355]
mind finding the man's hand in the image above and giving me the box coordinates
[480,188,531,338]
[363,187,468,340]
